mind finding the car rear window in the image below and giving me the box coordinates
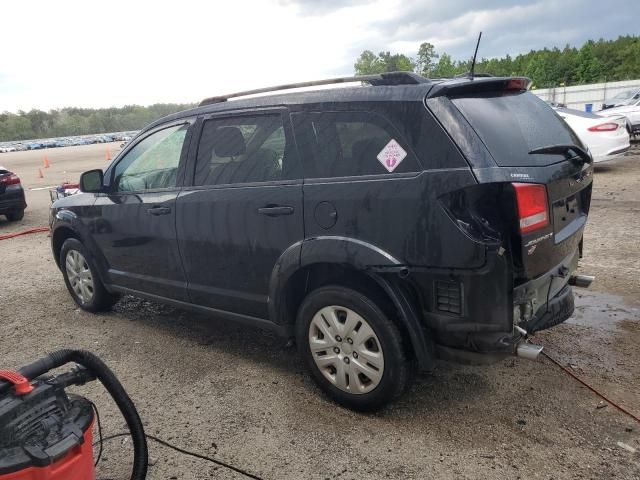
[452,91,583,167]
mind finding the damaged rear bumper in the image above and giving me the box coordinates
[513,248,579,333]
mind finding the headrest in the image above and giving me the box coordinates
[212,126,246,157]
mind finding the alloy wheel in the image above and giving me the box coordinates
[65,250,95,304]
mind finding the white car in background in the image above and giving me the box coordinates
[601,87,640,109]
[555,107,630,163]
[598,100,640,138]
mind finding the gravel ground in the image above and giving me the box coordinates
[0,144,639,479]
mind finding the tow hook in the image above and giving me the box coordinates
[514,325,544,361]
[569,274,594,288]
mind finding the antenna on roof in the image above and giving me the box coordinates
[468,32,482,80]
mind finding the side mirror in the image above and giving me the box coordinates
[79,169,104,193]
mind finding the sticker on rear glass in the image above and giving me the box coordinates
[377,139,407,173]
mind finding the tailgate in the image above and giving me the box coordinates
[438,88,593,280]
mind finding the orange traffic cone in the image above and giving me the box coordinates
[38,168,44,178]
[43,156,50,168]
[105,147,111,161]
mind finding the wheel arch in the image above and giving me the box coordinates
[269,237,434,370]
[51,225,81,269]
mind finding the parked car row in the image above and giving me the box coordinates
[0,131,137,153]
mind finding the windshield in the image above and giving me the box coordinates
[611,89,639,105]
[452,91,583,167]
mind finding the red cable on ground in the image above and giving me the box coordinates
[541,350,640,424]
[0,226,49,241]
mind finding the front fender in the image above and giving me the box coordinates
[51,208,110,287]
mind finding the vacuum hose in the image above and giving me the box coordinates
[0,349,148,480]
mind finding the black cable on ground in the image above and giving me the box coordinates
[89,400,105,466]
[94,432,265,480]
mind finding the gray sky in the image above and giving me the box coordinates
[1,0,636,112]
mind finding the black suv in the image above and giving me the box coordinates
[50,73,593,410]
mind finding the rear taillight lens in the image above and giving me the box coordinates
[0,174,20,185]
[588,122,618,132]
[512,183,549,234]
[506,78,531,91]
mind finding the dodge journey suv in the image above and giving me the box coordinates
[50,72,593,410]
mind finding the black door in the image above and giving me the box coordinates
[176,110,303,319]
[92,121,193,300]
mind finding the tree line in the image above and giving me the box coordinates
[0,103,194,142]
[355,35,640,88]
[3,36,638,142]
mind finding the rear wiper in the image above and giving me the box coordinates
[528,144,592,165]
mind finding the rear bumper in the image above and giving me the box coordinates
[412,248,579,356]
[593,143,631,163]
[522,283,574,333]
[513,248,579,326]
[0,187,27,213]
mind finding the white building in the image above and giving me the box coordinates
[532,79,640,112]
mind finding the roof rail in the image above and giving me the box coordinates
[199,71,428,106]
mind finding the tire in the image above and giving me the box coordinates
[60,238,119,312]
[6,210,24,221]
[296,285,413,411]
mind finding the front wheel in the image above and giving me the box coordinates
[60,238,119,312]
[296,285,413,411]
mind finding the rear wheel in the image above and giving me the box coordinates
[60,238,119,312]
[6,210,24,221]
[296,285,413,411]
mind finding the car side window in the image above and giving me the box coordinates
[293,111,419,178]
[113,124,188,192]
[194,114,297,186]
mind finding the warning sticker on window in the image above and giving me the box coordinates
[376,139,407,173]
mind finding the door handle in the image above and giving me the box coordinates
[147,206,172,216]
[257,205,294,217]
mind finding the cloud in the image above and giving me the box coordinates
[277,0,369,15]
[362,0,638,60]
[0,0,636,112]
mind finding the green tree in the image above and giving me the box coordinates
[0,103,194,142]
[353,35,640,87]
[354,50,415,75]
[432,53,457,78]
[377,51,416,72]
[576,41,605,83]
[354,50,383,75]
[416,42,439,77]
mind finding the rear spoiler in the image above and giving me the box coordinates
[427,77,531,98]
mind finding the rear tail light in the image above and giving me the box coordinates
[512,183,549,234]
[587,122,618,132]
[506,78,531,91]
[0,174,20,185]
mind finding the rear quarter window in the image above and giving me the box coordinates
[452,91,583,167]
[292,111,421,179]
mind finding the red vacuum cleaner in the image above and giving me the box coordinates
[0,350,148,480]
